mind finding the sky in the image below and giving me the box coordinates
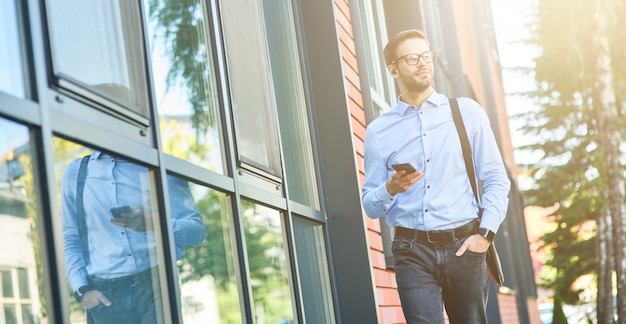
[490,0,542,188]
[490,0,537,147]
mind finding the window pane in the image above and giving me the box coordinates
[262,0,320,209]
[293,216,336,323]
[22,304,34,324]
[1,270,13,297]
[145,0,226,174]
[4,304,17,323]
[0,0,26,98]
[220,1,282,176]
[0,117,47,322]
[242,201,293,323]
[55,139,205,323]
[169,179,242,323]
[17,268,29,298]
[360,0,396,112]
[46,1,149,119]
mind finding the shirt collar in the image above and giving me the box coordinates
[90,150,115,160]
[395,90,448,115]
[91,150,103,159]
[91,150,128,162]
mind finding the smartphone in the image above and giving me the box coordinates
[392,163,417,174]
[110,205,132,218]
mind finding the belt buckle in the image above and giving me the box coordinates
[426,231,435,243]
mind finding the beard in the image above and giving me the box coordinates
[401,69,433,92]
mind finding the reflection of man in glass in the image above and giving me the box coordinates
[61,151,206,323]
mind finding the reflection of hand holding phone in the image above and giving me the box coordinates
[110,205,132,218]
[110,206,151,232]
[392,163,417,174]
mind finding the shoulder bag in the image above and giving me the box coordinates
[450,98,505,286]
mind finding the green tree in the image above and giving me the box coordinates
[591,0,624,322]
[518,0,626,319]
[552,292,569,324]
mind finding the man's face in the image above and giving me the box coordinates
[388,38,434,93]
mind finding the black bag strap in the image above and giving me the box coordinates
[449,98,482,218]
[76,155,91,264]
[450,101,506,285]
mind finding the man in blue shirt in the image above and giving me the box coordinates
[361,30,510,323]
[62,150,206,324]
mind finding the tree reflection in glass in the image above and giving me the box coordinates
[174,183,242,323]
[145,0,225,174]
[241,200,294,324]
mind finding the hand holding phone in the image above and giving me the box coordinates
[387,163,424,196]
[110,205,132,218]
[110,206,151,232]
[392,163,417,174]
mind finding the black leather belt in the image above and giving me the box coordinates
[89,267,154,291]
[395,219,478,243]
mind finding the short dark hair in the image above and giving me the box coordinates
[383,30,430,66]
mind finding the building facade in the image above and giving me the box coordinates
[0,0,538,323]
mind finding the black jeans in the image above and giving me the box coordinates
[87,268,161,324]
[392,233,488,323]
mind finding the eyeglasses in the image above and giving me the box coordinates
[390,51,435,66]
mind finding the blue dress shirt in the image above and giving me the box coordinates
[361,91,510,232]
[62,151,206,291]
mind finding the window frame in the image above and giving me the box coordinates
[43,0,152,127]
[217,0,283,181]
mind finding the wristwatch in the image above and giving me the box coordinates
[74,285,93,302]
[477,228,495,243]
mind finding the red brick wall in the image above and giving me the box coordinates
[333,0,405,323]
[498,293,521,323]
[527,298,542,324]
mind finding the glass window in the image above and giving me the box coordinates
[262,0,320,209]
[360,0,396,114]
[17,268,29,299]
[4,304,16,323]
[54,139,205,323]
[46,1,150,122]
[1,270,13,298]
[168,178,242,323]
[220,1,282,177]
[360,0,399,266]
[0,0,27,98]
[0,117,44,324]
[242,200,293,323]
[145,0,226,174]
[293,216,336,323]
[22,304,34,324]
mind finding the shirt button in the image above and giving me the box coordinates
[425,209,429,213]
[427,185,431,189]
